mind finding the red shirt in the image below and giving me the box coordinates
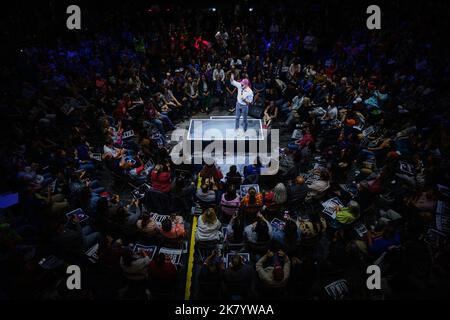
[151,171,172,193]
[297,133,314,147]
[159,223,186,239]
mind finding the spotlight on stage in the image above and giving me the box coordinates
[249,8,254,12]
[210,8,216,12]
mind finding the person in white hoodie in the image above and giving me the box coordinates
[195,208,222,242]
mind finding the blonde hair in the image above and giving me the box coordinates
[201,208,217,225]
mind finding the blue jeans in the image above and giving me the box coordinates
[361,149,376,160]
[288,142,300,152]
[160,113,175,130]
[280,102,290,115]
[235,103,249,131]
[144,119,165,134]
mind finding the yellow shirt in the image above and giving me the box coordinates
[336,207,358,224]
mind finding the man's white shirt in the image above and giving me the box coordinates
[231,80,254,105]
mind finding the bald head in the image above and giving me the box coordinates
[295,176,305,185]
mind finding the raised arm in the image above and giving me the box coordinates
[230,73,240,88]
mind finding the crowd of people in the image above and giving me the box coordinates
[1,1,450,300]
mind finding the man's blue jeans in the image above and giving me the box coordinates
[143,120,167,144]
[235,103,249,131]
[160,113,175,130]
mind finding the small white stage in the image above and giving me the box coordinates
[187,118,264,141]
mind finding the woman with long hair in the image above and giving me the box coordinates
[195,208,222,242]
[226,213,245,244]
[263,101,278,127]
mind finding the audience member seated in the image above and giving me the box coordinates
[244,213,273,245]
[148,253,178,294]
[198,250,224,299]
[367,225,401,258]
[120,154,146,182]
[171,177,195,213]
[272,217,302,253]
[195,208,223,242]
[223,254,254,299]
[150,163,172,193]
[335,200,360,225]
[240,187,263,223]
[97,235,124,269]
[263,183,288,215]
[198,162,223,186]
[109,199,142,227]
[225,213,245,245]
[103,138,126,161]
[305,170,331,202]
[287,176,308,204]
[159,214,186,241]
[220,185,240,223]
[120,247,150,282]
[263,101,278,127]
[243,159,262,183]
[52,214,101,255]
[298,213,327,247]
[256,250,291,289]
[287,128,314,153]
[196,180,217,204]
[225,165,242,188]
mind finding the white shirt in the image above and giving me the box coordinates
[231,80,254,105]
[103,145,118,158]
[213,69,225,81]
[230,59,242,67]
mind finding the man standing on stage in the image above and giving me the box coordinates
[231,73,254,134]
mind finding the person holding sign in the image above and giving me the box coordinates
[230,73,254,133]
